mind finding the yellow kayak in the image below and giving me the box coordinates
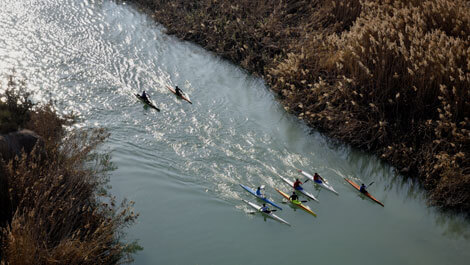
[275,188,317,217]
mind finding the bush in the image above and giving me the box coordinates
[0,78,139,264]
[0,77,34,134]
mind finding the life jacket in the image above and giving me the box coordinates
[260,206,270,213]
[175,88,183,96]
[360,185,367,193]
[290,194,298,201]
[293,180,302,189]
[141,92,148,101]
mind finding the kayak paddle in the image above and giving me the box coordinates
[281,199,308,203]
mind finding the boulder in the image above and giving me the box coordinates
[0,129,43,162]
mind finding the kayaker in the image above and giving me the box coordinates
[255,186,265,198]
[313,173,325,184]
[141,90,149,101]
[260,203,271,213]
[293,178,303,190]
[289,192,299,202]
[175,86,183,97]
[360,183,367,193]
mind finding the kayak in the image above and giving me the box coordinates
[278,175,318,202]
[242,199,290,225]
[344,178,384,207]
[134,94,160,111]
[275,188,317,217]
[239,184,282,210]
[298,169,339,195]
[167,85,192,104]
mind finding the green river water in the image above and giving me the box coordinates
[1,1,469,264]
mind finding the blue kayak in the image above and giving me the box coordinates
[239,184,282,210]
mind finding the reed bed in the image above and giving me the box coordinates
[0,80,139,264]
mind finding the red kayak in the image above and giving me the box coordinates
[167,85,192,104]
[344,178,384,207]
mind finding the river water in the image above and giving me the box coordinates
[1,0,469,264]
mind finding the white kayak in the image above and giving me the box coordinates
[298,169,339,195]
[242,199,290,225]
[278,175,318,202]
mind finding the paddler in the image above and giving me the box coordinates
[360,183,367,193]
[260,203,271,213]
[289,191,299,202]
[293,178,303,190]
[255,186,265,198]
[141,90,149,101]
[313,173,325,184]
[175,86,183,97]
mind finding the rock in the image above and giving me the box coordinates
[0,129,43,162]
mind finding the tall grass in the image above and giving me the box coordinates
[129,0,470,212]
[278,0,470,210]
[0,79,139,264]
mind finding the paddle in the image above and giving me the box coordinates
[358,181,374,194]
[281,199,308,203]
[250,209,277,214]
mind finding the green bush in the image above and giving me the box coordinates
[0,77,34,134]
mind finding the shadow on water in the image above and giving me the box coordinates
[435,213,470,240]
[385,172,470,240]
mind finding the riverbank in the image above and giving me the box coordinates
[0,78,139,264]
[128,0,470,213]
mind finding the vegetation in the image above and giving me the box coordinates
[0,78,140,264]
[0,77,34,134]
[128,0,470,213]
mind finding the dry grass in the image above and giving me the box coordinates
[0,80,140,264]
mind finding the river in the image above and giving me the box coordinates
[1,0,469,264]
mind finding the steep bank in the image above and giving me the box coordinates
[128,0,470,213]
[0,79,139,264]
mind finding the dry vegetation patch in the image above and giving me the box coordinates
[0,79,140,264]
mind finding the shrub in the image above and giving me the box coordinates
[0,78,139,264]
[0,77,34,134]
